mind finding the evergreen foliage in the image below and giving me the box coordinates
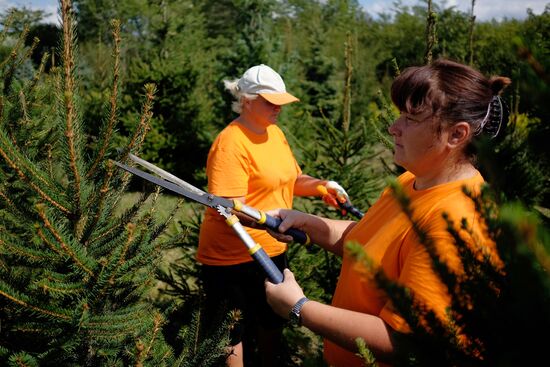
[476,116,549,209]
[348,178,550,366]
[0,2,228,365]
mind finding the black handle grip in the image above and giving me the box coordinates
[263,214,309,245]
[250,247,284,284]
[339,201,364,219]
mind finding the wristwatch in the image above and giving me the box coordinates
[289,297,309,326]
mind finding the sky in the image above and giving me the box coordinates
[0,0,548,24]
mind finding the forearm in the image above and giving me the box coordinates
[295,213,355,256]
[294,174,326,197]
[300,301,394,362]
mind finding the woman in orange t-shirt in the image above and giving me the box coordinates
[197,64,349,367]
[264,59,510,366]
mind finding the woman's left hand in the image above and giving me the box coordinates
[265,269,305,319]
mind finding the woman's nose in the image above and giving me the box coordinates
[388,117,401,136]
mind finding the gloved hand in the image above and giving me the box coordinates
[319,181,349,209]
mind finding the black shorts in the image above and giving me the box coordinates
[199,253,288,346]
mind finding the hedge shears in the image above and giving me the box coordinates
[113,154,310,284]
[317,185,364,219]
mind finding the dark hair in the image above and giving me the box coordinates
[391,59,511,142]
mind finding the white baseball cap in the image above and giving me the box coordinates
[237,64,299,105]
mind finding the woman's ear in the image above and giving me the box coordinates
[448,122,471,147]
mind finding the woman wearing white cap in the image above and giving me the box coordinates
[197,64,349,366]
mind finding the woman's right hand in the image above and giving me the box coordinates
[265,209,311,243]
[268,209,352,256]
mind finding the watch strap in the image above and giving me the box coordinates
[289,296,309,326]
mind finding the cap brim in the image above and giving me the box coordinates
[260,92,299,105]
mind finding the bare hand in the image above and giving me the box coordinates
[265,269,306,319]
[266,209,310,232]
[264,209,312,243]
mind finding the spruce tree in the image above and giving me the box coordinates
[0,1,231,365]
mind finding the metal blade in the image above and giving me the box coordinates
[127,153,206,197]
[113,160,233,209]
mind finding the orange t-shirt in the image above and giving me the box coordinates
[324,171,498,367]
[197,121,302,265]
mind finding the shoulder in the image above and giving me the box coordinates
[416,173,485,228]
[268,124,287,139]
[434,172,484,208]
[397,171,415,186]
[215,122,246,142]
[211,122,248,151]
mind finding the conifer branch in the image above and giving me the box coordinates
[82,306,148,328]
[61,0,82,217]
[368,117,393,150]
[140,312,164,364]
[123,83,156,156]
[354,337,377,366]
[0,289,70,320]
[18,91,30,128]
[424,0,437,65]
[36,203,94,276]
[36,227,66,257]
[135,340,146,367]
[26,51,49,97]
[22,37,40,66]
[0,195,34,228]
[34,281,84,297]
[0,189,15,208]
[150,198,185,246]
[390,58,400,76]
[0,26,29,91]
[45,143,54,177]
[342,32,352,134]
[3,34,40,108]
[106,223,135,286]
[93,223,138,302]
[369,90,398,175]
[0,13,14,44]
[87,20,122,179]
[0,238,50,262]
[0,145,71,215]
[0,128,56,189]
[467,0,476,65]
[87,192,150,247]
[81,161,114,245]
